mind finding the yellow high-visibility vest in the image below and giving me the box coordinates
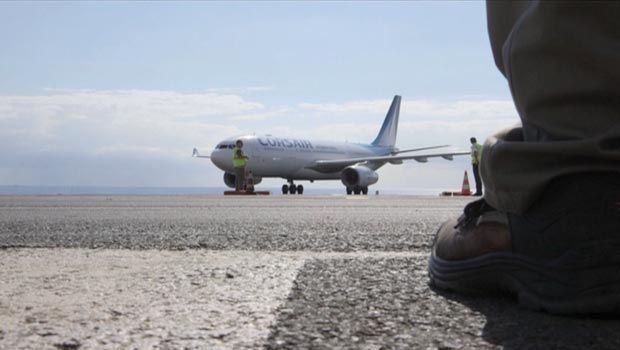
[471,143,482,164]
[232,147,248,168]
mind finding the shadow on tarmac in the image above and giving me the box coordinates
[432,287,620,350]
[265,256,620,350]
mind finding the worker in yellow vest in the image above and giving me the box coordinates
[470,137,482,196]
[232,139,249,191]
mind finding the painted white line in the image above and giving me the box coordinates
[0,249,427,350]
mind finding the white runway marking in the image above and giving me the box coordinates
[0,249,423,350]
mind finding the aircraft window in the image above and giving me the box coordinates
[229,144,235,149]
[218,145,229,149]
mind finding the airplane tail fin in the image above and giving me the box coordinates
[371,95,401,148]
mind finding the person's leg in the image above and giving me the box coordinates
[240,167,246,190]
[238,167,246,191]
[429,1,620,314]
[472,163,482,195]
[234,167,244,191]
[482,1,620,214]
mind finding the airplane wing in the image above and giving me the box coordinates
[306,150,470,173]
[391,145,450,154]
[192,148,210,158]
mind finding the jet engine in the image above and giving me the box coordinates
[224,173,236,188]
[341,165,379,188]
[223,172,261,188]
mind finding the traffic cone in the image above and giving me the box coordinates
[461,170,472,195]
[245,170,255,193]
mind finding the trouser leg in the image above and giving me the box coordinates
[234,167,245,191]
[235,170,241,191]
[472,163,482,195]
[482,1,620,214]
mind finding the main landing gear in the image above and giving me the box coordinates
[282,180,304,195]
[346,186,368,195]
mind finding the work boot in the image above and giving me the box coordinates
[429,172,620,315]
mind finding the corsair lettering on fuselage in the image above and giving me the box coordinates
[192,95,469,195]
[258,137,314,149]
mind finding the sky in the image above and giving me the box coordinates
[0,1,519,192]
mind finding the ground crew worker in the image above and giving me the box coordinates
[232,140,248,191]
[470,137,482,196]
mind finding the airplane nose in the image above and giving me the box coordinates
[210,149,228,170]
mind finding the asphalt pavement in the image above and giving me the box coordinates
[1,195,619,350]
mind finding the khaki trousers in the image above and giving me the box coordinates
[234,167,245,191]
[482,1,620,214]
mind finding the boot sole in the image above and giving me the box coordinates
[428,249,620,315]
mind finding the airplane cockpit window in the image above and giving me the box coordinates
[215,144,236,149]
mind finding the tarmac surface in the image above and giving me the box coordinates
[1,195,620,349]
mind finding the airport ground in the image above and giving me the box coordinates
[1,195,619,350]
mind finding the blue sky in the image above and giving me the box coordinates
[0,1,518,191]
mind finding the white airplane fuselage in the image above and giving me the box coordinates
[210,135,392,181]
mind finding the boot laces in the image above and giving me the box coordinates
[455,198,495,229]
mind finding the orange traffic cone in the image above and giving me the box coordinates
[461,170,472,195]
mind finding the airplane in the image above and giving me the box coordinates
[193,95,469,195]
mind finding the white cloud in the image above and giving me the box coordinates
[0,90,267,158]
[403,99,516,120]
[298,97,516,120]
[298,99,389,114]
[0,90,520,186]
[1,89,264,121]
[228,107,293,122]
[205,86,274,93]
[291,97,519,146]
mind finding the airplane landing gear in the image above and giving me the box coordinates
[282,180,303,195]
[346,186,369,195]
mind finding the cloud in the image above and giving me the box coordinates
[298,99,389,114]
[228,107,293,121]
[0,90,268,158]
[403,99,516,120]
[2,89,264,120]
[205,86,274,93]
[0,90,519,186]
[290,97,519,145]
[298,97,516,120]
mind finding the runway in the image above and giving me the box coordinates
[1,195,619,349]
